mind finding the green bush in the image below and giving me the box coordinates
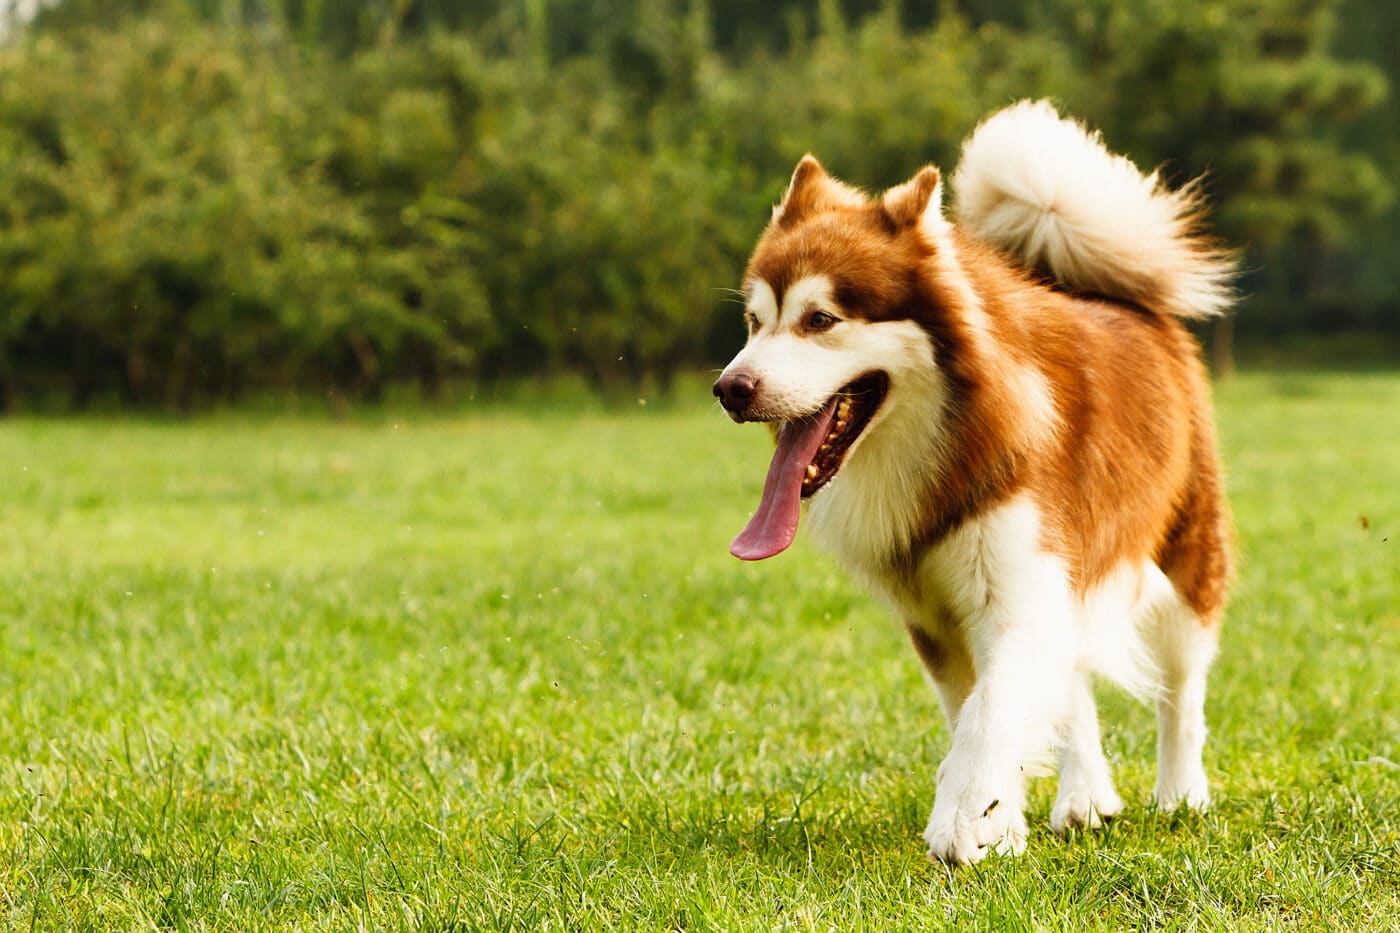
[0,0,1391,410]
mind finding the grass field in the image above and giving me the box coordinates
[1,371,1397,931]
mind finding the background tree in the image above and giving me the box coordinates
[0,0,1393,410]
[1032,0,1389,364]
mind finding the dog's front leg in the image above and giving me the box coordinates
[922,591,1076,865]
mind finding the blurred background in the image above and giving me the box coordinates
[0,0,1395,412]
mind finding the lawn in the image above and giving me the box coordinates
[1,371,1397,931]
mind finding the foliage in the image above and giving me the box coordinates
[1029,0,1393,332]
[0,0,1393,409]
[0,374,1397,926]
[0,16,498,406]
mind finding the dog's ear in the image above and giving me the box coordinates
[881,165,948,237]
[773,155,865,226]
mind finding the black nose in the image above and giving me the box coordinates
[713,370,758,413]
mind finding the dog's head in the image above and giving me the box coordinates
[715,156,959,560]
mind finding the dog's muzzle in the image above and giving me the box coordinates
[713,370,758,419]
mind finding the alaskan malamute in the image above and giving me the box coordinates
[714,100,1234,864]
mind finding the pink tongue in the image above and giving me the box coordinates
[730,401,837,560]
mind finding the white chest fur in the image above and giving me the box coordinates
[814,493,1169,699]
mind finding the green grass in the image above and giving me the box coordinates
[1,371,1397,931]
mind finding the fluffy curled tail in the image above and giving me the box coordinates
[950,100,1234,319]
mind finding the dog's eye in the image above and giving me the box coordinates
[805,310,838,332]
[744,312,760,335]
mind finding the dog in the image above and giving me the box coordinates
[713,100,1234,864]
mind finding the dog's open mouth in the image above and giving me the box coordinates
[800,373,888,498]
[731,372,888,561]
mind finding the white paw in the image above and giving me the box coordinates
[1155,773,1210,812]
[1049,783,1124,833]
[923,794,1029,865]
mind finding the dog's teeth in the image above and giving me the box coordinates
[806,464,818,480]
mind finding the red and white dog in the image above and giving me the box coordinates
[714,101,1234,864]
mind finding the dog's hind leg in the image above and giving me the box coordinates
[1148,596,1219,810]
[1150,390,1228,811]
[1050,672,1124,832]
